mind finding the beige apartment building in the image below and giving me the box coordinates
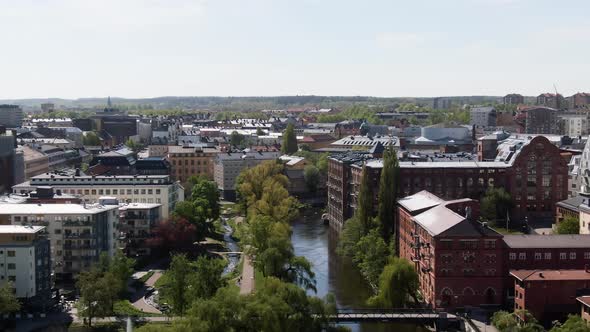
[167,145,219,183]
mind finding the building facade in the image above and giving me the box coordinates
[470,106,497,127]
[525,107,559,134]
[12,174,183,218]
[167,145,218,183]
[0,105,24,128]
[0,225,51,307]
[504,94,525,105]
[119,203,161,256]
[0,203,118,282]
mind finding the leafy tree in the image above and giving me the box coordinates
[376,145,399,243]
[256,127,264,136]
[491,310,519,331]
[336,216,364,257]
[556,216,580,234]
[230,131,246,148]
[192,177,221,222]
[76,269,119,326]
[354,229,390,286]
[491,310,543,332]
[356,165,375,235]
[82,131,101,146]
[481,188,513,227]
[165,254,193,316]
[550,315,590,332]
[368,257,419,308]
[148,217,200,254]
[191,257,226,299]
[304,165,321,193]
[236,161,290,218]
[0,282,20,314]
[125,138,141,152]
[282,123,298,154]
[107,250,135,297]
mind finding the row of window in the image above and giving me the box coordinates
[171,159,209,166]
[509,252,590,260]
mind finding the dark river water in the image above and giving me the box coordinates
[291,209,428,332]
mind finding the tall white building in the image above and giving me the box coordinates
[559,113,589,137]
[12,174,184,218]
[0,225,51,304]
[0,203,119,281]
[0,105,24,128]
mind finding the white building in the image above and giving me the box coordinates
[214,151,281,201]
[0,105,24,128]
[0,225,51,303]
[0,203,119,281]
[469,106,496,127]
[559,113,589,137]
[12,174,184,218]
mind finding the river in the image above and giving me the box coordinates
[291,208,428,332]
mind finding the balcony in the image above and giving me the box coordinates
[63,243,96,250]
[63,220,93,227]
[64,232,94,239]
[64,255,95,261]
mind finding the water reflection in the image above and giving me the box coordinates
[291,209,427,332]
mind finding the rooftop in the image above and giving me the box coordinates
[398,190,444,213]
[118,203,162,211]
[413,204,465,236]
[503,234,590,249]
[0,225,45,234]
[510,269,590,282]
[556,195,587,212]
[577,296,590,307]
[0,203,119,215]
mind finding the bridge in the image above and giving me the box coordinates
[324,309,461,330]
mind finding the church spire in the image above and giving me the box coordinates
[107,96,112,108]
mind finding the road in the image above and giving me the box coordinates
[130,270,163,314]
[239,255,255,294]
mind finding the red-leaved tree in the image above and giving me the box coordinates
[147,217,200,255]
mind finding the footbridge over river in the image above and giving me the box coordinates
[325,309,461,330]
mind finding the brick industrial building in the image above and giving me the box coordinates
[326,135,568,230]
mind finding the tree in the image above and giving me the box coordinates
[282,123,298,154]
[480,188,513,227]
[491,310,543,332]
[551,315,590,332]
[356,165,375,235]
[191,257,226,299]
[76,269,119,326]
[336,216,364,257]
[230,131,245,148]
[0,282,20,314]
[556,216,580,234]
[125,138,141,152]
[304,165,321,193]
[256,127,264,136]
[236,161,290,218]
[376,145,399,243]
[353,229,390,286]
[107,250,136,297]
[368,257,419,308]
[191,177,221,222]
[148,217,200,255]
[82,131,101,146]
[165,254,193,316]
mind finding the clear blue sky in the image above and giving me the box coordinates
[1,0,588,99]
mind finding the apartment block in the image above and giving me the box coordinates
[167,145,219,183]
[12,174,183,218]
[119,203,162,256]
[0,105,24,128]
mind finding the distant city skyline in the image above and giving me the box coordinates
[1,0,589,99]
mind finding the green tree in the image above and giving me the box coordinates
[107,250,135,297]
[336,216,364,257]
[164,254,193,316]
[304,165,321,193]
[376,145,399,243]
[491,310,543,332]
[230,131,246,148]
[125,138,140,152]
[282,123,298,154]
[76,269,119,326]
[551,315,590,332]
[354,229,390,286]
[368,257,419,308]
[192,177,221,222]
[556,216,580,234]
[191,257,226,299]
[356,165,375,235]
[480,188,513,227]
[256,127,264,136]
[0,282,20,314]
[82,131,101,146]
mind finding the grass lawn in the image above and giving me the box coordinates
[113,300,162,317]
[139,271,155,284]
[254,268,266,291]
[154,272,169,289]
[492,227,523,235]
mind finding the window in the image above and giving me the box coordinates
[127,189,132,195]
[509,253,516,260]
[484,240,496,249]
[148,189,153,195]
[106,189,111,195]
[7,250,15,257]
[585,252,590,260]
[544,252,551,260]
[156,189,161,195]
[98,189,104,195]
[113,189,118,195]
[141,189,146,195]
[560,252,567,260]
[55,229,61,234]
[518,252,526,260]
[7,263,15,270]
[570,252,576,260]
[534,252,542,260]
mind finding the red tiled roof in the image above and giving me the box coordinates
[510,269,590,281]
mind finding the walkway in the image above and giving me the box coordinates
[130,270,163,314]
[239,255,255,295]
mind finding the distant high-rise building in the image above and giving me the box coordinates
[525,107,559,134]
[503,93,524,105]
[0,105,23,128]
[41,103,55,113]
[432,97,453,110]
[469,106,497,127]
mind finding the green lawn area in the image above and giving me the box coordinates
[154,272,169,289]
[492,227,523,235]
[254,269,266,291]
[139,271,155,284]
[113,300,162,317]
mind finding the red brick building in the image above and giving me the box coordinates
[398,191,504,310]
[512,269,590,325]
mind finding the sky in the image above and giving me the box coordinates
[1,0,589,99]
